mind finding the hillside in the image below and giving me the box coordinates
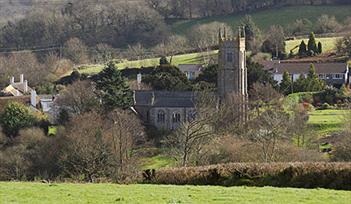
[1,182,350,204]
[172,5,351,35]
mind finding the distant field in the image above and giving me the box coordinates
[79,51,218,74]
[285,37,341,54]
[1,182,350,204]
[171,5,351,35]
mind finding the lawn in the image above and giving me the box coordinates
[285,37,341,54]
[171,5,351,35]
[1,182,350,204]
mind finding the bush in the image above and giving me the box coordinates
[146,162,351,190]
[320,103,332,110]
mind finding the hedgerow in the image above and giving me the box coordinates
[144,162,351,190]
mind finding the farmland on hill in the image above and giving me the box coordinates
[285,37,341,54]
[1,182,350,204]
[171,5,351,35]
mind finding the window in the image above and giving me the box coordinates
[172,113,181,123]
[326,74,332,79]
[318,74,325,79]
[157,110,165,123]
[226,53,233,62]
[334,74,342,79]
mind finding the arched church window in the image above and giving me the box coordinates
[226,52,233,62]
[172,112,181,123]
[157,110,165,123]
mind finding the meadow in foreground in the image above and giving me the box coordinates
[0,182,350,204]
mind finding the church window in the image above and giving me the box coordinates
[226,52,233,62]
[157,110,165,123]
[172,113,181,123]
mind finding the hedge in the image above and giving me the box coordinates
[143,162,351,190]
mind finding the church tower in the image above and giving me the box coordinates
[217,27,247,99]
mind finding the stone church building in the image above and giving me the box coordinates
[133,28,247,129]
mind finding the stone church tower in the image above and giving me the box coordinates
[217,27,247,99]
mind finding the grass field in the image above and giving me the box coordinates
[79,51,218,74]
[171,5,351,35]
[1,182,350,204]
[308,109,347,136]
[285,37,341,54]
[141,155,177,170]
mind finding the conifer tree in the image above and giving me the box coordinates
[306,64,325,91]
[317,42,323,54]
[95,62,133,110]
[280,71,292,95]
[298,40,307,56]
[307,32,317,55]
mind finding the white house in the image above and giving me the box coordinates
[262,61,349,87]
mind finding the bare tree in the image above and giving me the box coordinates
[247,109,292,162]
[59,112,113,182]
[164,92,217,166]
[55,80,99,116]
[63,37,89,64]
[106,110,145,173]
[152,35,189,64]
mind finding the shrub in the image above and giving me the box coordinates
[147,162,351,190]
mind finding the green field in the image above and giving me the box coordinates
[1,182,350,204]
[286,37,341,54]
[141,155,176,170]
[171,5,351,35]
[79,51,218,74]
[308,109,347,136]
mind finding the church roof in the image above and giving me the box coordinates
[134,91,196,108]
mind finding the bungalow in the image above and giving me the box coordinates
[178,64,203,80]
[262,62,349,87]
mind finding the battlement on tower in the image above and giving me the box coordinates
[218,27,246,50]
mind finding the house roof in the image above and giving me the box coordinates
[262,62,348,74]
[178,64,203,72]
[1,83,33,96]
[134,91,196,108]
[0,95,39,112]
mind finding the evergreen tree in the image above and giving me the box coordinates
[95,62,133,110]
[0,102,36,138]
[280,71,292,95]
[298,40,307,56]
[241,15,262,51]
[143,65,191,91]
[306,64,325,92]
[307,32,317,55]
[293,74,307,93]
[159,56,169,65]
[317,42,323,54]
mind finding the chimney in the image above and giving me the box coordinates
[31,90,37,107]
[20,74,24,83]
[24,80,28,93]
[137,73,142,90]
[10,76,14,85]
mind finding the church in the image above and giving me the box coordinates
[133,28,247,129]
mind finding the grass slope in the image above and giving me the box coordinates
[171,5,351,35]
[1,182,350,204]
[79,51,218,74]
[308,109,347,136]
[286,37,341,54]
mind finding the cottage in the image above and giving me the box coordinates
[263,62,349,87]
[178,64,203,80]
